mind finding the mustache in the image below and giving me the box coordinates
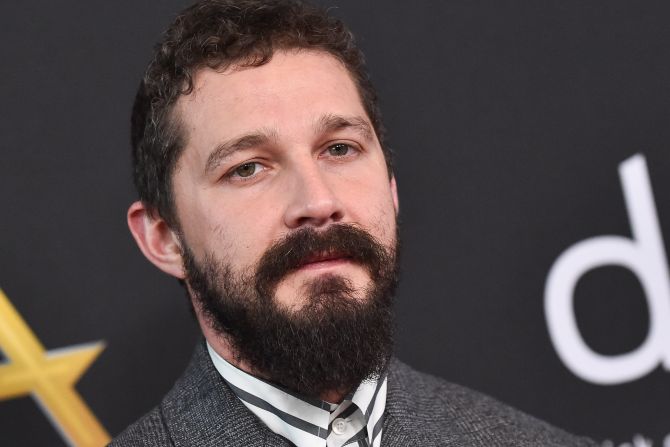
[254,223,392,295]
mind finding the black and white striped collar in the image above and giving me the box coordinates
[207,343,387,447]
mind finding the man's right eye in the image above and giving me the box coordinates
[232,162,262,178]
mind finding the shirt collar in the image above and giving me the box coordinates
[207,342,387,447]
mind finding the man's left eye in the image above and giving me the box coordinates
[327,143,353,156]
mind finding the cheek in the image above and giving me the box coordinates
[339,175,397,237]
[202,203,282,268]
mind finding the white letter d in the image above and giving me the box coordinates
[545,154,670,385]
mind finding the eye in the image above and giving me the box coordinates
[232,162,263,178]
[327,143,354,157]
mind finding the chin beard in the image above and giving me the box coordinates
[182,223,399,399]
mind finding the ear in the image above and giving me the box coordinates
[127,201,185,279]
[390,176,399,215]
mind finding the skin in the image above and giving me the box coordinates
[127,49,399,402]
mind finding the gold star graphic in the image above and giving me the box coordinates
[0,288,110,446]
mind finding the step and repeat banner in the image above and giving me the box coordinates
[1,1,668,445]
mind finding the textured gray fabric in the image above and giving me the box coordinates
[110,341,596,446]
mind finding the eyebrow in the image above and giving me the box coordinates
[315,114,374,142]
[203,114,374,175]
[204,130,277,175]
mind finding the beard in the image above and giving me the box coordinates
[181,223,399,399]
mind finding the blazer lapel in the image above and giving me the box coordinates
[159,340,292,447]
[157,345,443,447]
[380,358,440,447]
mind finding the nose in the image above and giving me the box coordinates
[282,161,344,229]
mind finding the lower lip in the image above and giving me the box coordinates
[298,258,350,271]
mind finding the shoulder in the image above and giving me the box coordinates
[108,406,172,447]
[108,340,281,447]
[385,358,597,446]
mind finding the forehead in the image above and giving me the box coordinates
[173,50,369,154]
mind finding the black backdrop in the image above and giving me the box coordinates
[1,1,669,445]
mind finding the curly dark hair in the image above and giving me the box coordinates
[131,0,391,228]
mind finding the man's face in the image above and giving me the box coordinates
[171,50,399,310]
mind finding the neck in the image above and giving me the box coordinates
[319,389,347,404]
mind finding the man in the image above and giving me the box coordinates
[113,1,595,445]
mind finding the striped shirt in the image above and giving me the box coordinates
[207,343,387,447]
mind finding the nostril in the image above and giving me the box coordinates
[295,209,342,228]
[330,209,344,222]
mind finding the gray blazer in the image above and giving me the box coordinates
[110,341,596,446]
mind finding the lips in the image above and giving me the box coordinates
[298,251,349,269]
